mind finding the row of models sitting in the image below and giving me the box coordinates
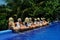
[8,17,49,32]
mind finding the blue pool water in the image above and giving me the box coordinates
[0,21,60,40]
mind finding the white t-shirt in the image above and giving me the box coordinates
[28,23,32,26]
[34,21,37,24]
[40,21,43,23]
[16,22,20,28]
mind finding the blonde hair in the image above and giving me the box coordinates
[34,18,37,21]
[37,18,40,21]
[17,18,22,22]
[25,17,29,23]
[29,18,32,22]
[9,17,14,22]
[8,17,15,28]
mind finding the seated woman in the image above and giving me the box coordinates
[36,18,41,27]
[39,19,43,27]
[34,18,37,26]
[24,17,30,26]
[42,19,49,26]
[34,18,42,27]
[8,17,15,28]
[8,17,19,32]
[15,18,21,30]
[29,21,36,29]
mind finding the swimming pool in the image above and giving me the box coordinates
[0,21,60,40]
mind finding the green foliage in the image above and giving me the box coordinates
[4,0,60,19]
[43,0,60,21]
[0,13,8,31]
